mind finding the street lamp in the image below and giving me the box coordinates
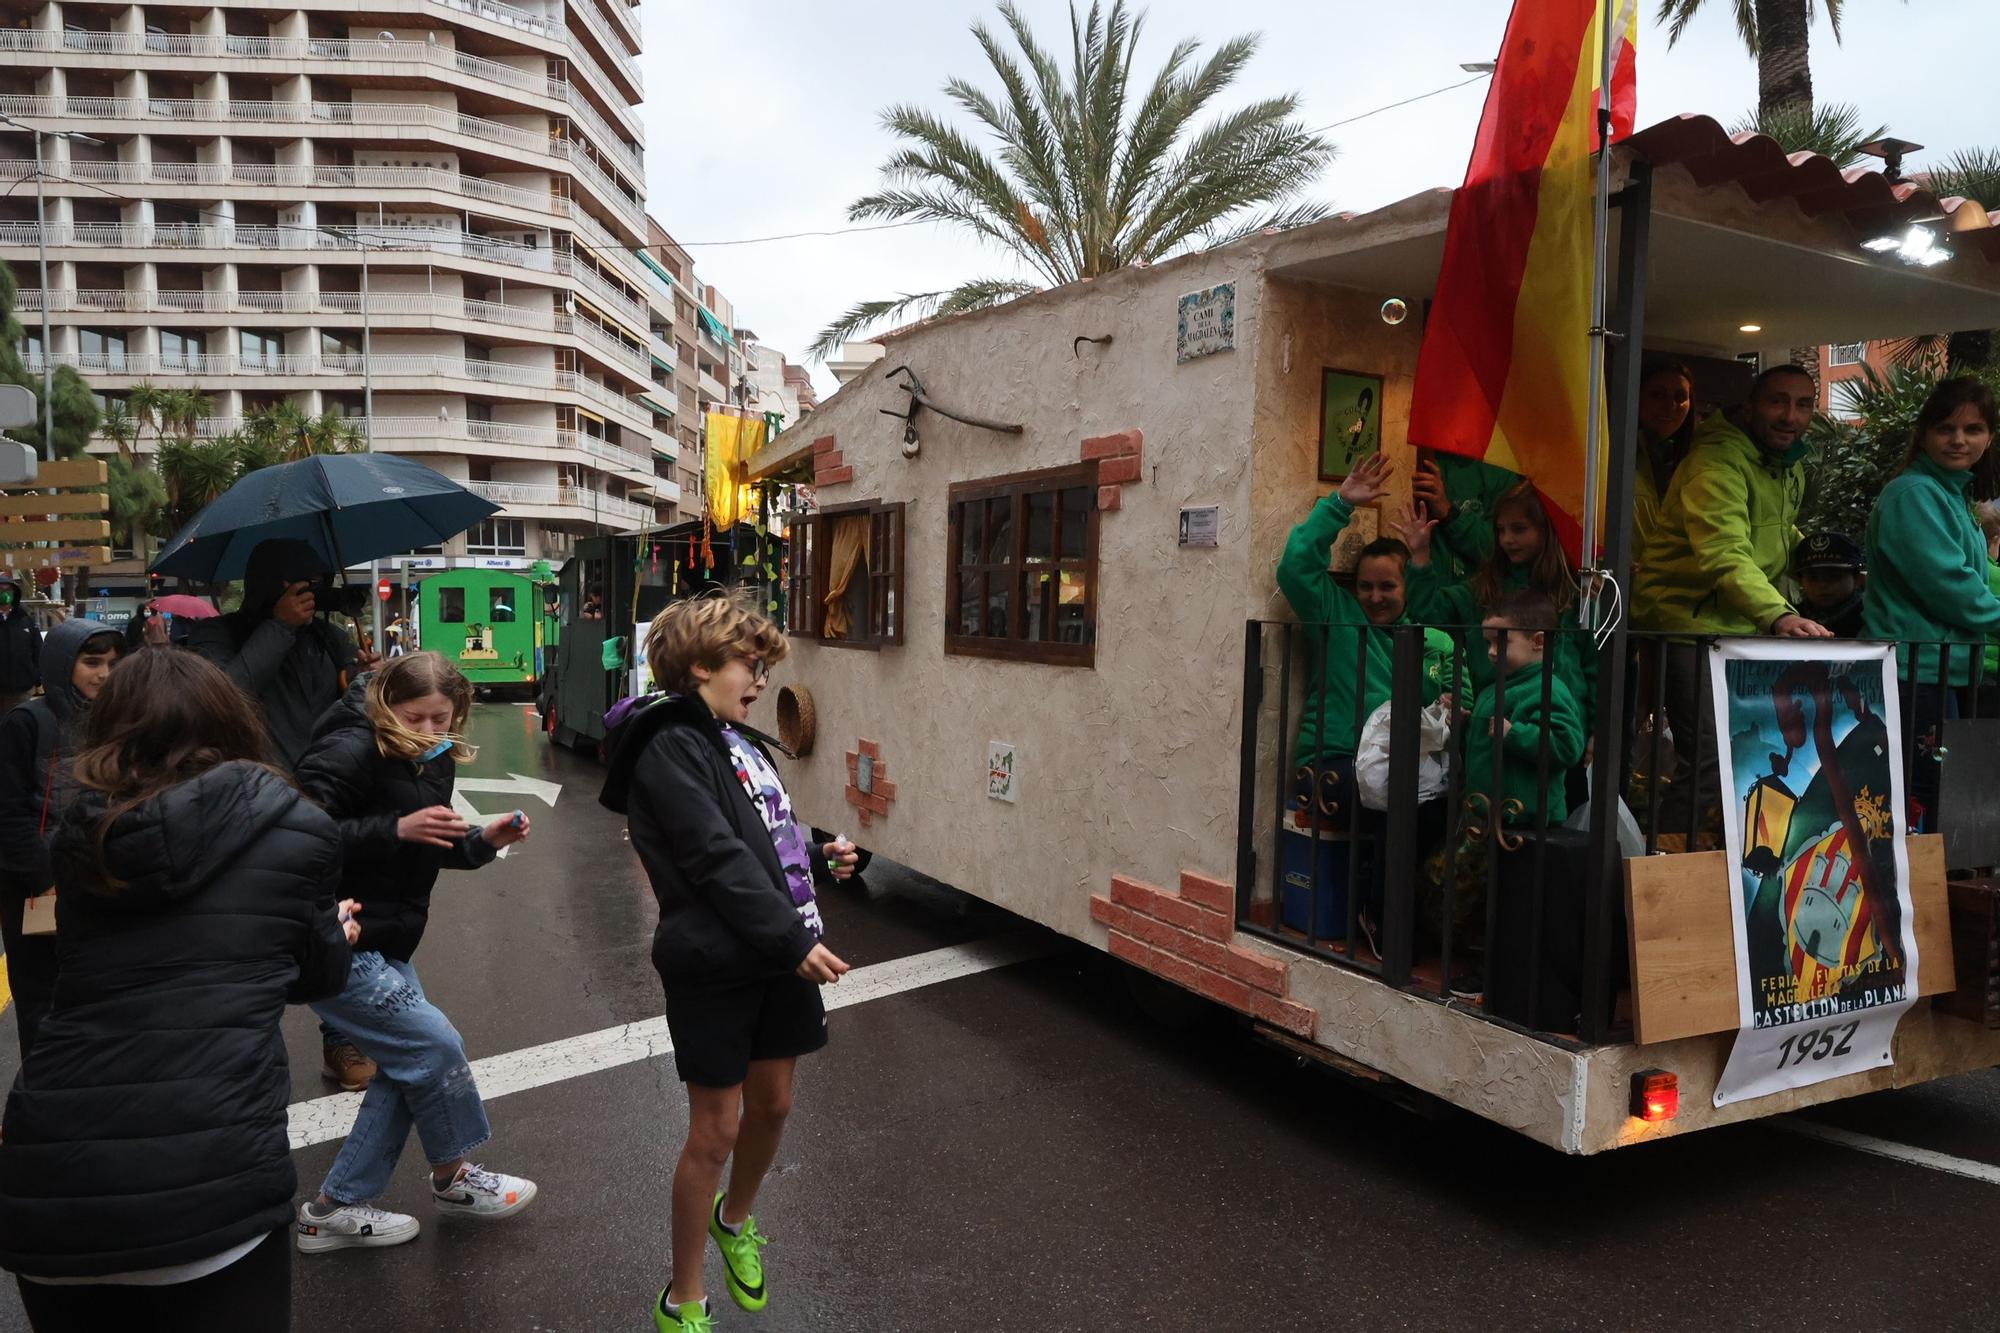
[0,112,105,461]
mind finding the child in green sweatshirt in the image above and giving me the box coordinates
[1464,590,1587,830]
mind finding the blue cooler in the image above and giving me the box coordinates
[1280,828,1369,940]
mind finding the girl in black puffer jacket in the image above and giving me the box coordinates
[290,652,538,1255]
[0,649,357,1332]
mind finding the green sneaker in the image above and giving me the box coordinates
[708,1193,771,1312]
[653,1291,714,1332]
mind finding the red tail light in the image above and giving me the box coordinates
[1630,1070,1678,1122]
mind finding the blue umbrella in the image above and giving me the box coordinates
[151,453,500,583]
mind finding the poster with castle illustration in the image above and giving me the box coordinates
[1710,640,1919,1107]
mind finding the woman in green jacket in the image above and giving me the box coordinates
[1861,377,2000,829]
[1276,454,1462,826]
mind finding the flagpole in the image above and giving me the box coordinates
[1580,0,1618,626]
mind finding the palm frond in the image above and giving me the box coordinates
[1730,101,1884,169]
[1924,146,2000,210]
[819,1,1332,361]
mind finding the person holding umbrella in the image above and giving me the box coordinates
[187,539,379,1095]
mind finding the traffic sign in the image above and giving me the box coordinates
[0,385,33,429]
[0,441,32,486]
[377,577,393,601]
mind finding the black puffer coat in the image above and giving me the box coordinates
[0,761,351,1279]
[601,692,823,991]
[295,678,494,962]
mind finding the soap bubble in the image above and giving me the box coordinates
[1380,298,1409,325]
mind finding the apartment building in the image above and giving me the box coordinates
[1,0,681,578]
[741,338,815,430]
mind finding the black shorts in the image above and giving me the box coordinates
[665,972,829,1088]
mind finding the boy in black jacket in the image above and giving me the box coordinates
[601,592,857,1333]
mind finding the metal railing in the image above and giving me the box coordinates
[0,159,566,217]
[560,139,644,231]
[427,0,564,41]
[1236,614,2000,1049]
[562,0,642,92]
[0,94,558,158]
[1,29,561,102]
[0,222,573,275]
[463,479,650,523]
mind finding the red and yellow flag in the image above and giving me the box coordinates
[1408,0,1639,561]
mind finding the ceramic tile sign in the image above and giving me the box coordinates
[987,740,1018,804]
[1176,283,1235,363]
[1178,506,1220,548]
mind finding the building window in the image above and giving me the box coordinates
[320,330,362,359]
[239,329,282,369]
[465,517,526,555]
[945,462,1097,666]
[785,501,903,648]
[160,329,203,371]
[1828,342,1866,367]
[79,328,126,371]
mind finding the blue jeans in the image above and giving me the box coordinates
[309,951,491,1204]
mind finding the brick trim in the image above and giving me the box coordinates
[813,434,850,488]
[1090,870,1316,1038]
[843,738,894,826]
[1080,429,1143,511]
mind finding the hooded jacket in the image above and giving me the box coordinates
[294,677,495,961]
[0,761,350,1279]
[0,618,123,901]
[1862,453,2000,686]
[0,579,37,696]
[186,539,356,771]
[1632,410,1808,636]
[601,692,823,991]
[1275,494,1464,765]
[1404,558,1599,726]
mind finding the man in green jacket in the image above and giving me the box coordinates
[1277,454,1463,823]
[1633,364,1829,836]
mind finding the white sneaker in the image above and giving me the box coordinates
[431,1163,538,1220]
[295,1199,420,1253]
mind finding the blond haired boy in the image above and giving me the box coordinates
[600,592,858,1332]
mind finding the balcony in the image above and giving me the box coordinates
[29,349,652,426]
[1,29,563,106]
[566,260,651,333]
[563,0,643,98]
[464,479,651,526]
[95,413,650,472]
[0,160,565,219]
[425,0,564,42]
[0,95,558,160]
[0,222,574,279]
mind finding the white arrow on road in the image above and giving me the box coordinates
[454,772,562,806]
[451,773,562,857]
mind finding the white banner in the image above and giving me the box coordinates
[1710,640,1920,1107]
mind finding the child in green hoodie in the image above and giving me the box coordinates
[1463,590,1587,832]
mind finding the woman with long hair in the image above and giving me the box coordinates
[0,650,356,1331]
[1632,357,1697,563]
[1862,377,2000,829]
[290,652,535,1255]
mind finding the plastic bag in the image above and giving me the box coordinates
[1355,697,1454,810]
[1563,769,1646,858]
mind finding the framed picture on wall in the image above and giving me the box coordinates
[1318,368,1384,483]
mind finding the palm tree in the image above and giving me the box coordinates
[126,381,169,448]
[157,388,213,445]
[105,453,167,563]
[1656,0,1848,115]
[809,0,1332,357]
[100,398,139,466]
[1729,102,1883,168]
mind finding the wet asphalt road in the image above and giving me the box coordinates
[1,700,1998,1331]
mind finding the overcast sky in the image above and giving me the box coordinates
[638,1,2000,396]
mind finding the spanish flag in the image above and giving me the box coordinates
[1408,0,1638,561]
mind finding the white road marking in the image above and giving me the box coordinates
[456,773,563,805]
[288,934,1055,1151]
[1774,1118,2000,1186]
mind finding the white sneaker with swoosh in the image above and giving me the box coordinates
[431,1163,538,1220]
